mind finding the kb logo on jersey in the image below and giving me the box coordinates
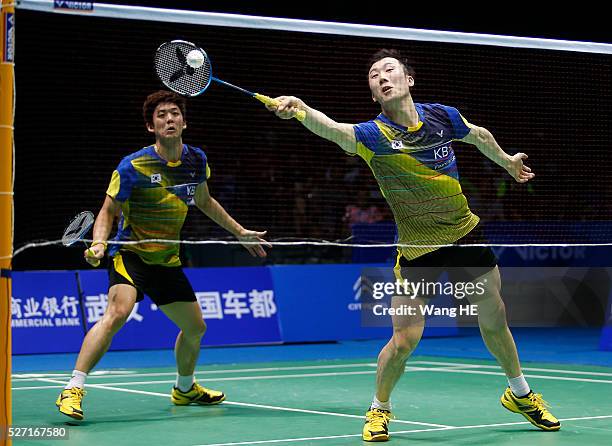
[150,173,162,184]
[391,140,404,150]
[434,145,451,159]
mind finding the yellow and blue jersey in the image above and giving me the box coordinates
[353,103,480,260]
[106,144,211,266]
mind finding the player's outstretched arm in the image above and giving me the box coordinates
[84,195,120,265]
[195,182,271,258]
[266,96,357,154]
[460,122,535,183]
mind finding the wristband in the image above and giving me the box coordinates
[91,240,108,250]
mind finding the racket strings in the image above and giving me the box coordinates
[155,41,211,97]
[62,211,95,246]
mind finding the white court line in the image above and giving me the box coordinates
[13,361,612,445]
[12,373,71,379]
[193,415,612,446]
[36,378,451,429]
[10,366,456,390]
[30,378,612,445]
[13,366,454,390]
[12,362,379,381]
[12,370,139,379]
[223,401,450,428]
[14,364,612,390]
[422,367,612,384]
[13,359,612,381]
[15,368,440,389]
[523,367,612,377]
[8,365,497,390]
[27,371,377,387]
[13,371,379,388]
[195,431,399,445]
[413,360,612,377]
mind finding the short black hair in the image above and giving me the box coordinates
[368,49,415,78]
[143,90,187,127]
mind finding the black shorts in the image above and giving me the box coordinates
[108,250,196,306]
[395,226,497,295]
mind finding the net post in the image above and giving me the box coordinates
[0,0,14,444]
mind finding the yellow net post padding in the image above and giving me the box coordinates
[0,0,14,444]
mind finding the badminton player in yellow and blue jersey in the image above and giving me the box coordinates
[268,49,559,441]
[104,141,213,267]
[56,90,270,420]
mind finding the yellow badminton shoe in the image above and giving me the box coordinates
[501,388,561,431]
[363,407,393,442]
[171,382,226,405]
[56,387,85,420]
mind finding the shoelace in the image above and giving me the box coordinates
[528,393,554,418]
[192,383,211,396]
[367,409,391,431]
[67,388,85,405]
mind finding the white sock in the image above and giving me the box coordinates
[371,396,391,411]
[176,374,195,392]
[65,370,87,389]
[508,374,530,397]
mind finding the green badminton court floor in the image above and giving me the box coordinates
[12,356,612,445]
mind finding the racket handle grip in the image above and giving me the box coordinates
[254,94,306,122]
[86,248,101,267]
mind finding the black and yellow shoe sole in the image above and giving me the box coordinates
[362,433,390,442]
[500,400,560,431]
[55,395,84,421]
[171,394,226,406]
[56,404,84,420]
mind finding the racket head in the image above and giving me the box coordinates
[155,40,212,97]
[62,211,95,247]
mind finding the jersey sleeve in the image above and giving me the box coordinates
[443,105,471,139]
[353,120,380,150]
[193,147,210,183]
[106,159,136,202]
[352,121,379,162]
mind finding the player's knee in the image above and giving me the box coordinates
[183,320,207,339]
[195,320,207,338]
[103,309,131,333]
[479,300,508,331]
[392,330,421,358]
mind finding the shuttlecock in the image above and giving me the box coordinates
[186,50,205,69]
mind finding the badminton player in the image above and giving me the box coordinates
[267,49,559,441]
[56,90,270,420]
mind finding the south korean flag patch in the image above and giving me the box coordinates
[391,139,404,150]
